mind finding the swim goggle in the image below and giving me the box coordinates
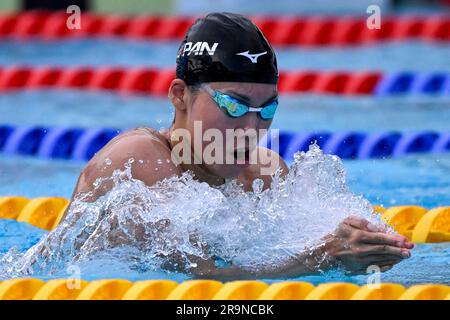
[201,84,278,120]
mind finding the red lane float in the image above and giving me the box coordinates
[0,66,385,96]
[0,11,449,45]
[0,66,447,96]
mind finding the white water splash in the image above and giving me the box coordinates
[0,144,385,279]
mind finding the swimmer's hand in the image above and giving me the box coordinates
[188,216,414,280]
[321,216,414,274]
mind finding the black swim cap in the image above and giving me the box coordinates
[176,12,278,85]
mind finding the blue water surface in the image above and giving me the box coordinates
[0,39,449,72]
[1,90,450,132]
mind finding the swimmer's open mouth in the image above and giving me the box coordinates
[233,149,251,162]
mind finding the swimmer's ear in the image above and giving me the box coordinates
[168,79,188,112]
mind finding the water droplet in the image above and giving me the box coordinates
[252,179,264,194]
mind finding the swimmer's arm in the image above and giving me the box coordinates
[189,244,334,281]
[191,217,414,280]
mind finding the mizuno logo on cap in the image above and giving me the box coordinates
[179,42,219,56]
[236,51,267,63]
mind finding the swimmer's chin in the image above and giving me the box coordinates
[203,163,249,180]
[234,160,252,168]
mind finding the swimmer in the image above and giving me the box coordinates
[62,13,413,279]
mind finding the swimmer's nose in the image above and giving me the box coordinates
[233,126,259,150]
[241,112,260,130]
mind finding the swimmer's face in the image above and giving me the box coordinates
[186,81,278,178]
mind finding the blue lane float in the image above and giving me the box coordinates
[322,132,366,159]
[0,125,120,161]
[392,131,440,157]
[3,126,48,156]
[37,127,84,159]
[375,72,450,96]
[410,73,449,94]
[0,125,14,150]
[356,132,402,159]
[0,125,449,161]
[432,132,450,152]
[72,128,120,161]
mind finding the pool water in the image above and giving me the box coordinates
[1,90,450,131]
[1,40,450,71]
[1,33,450,285]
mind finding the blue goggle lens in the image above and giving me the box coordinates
[213,92,278,120]
[259,100,278,120]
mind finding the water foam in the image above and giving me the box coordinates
[0,144,385,279]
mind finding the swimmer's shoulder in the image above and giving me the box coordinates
[236,146,289,191]
[105,126,171,151]
[74,127,181,198]
[93,126,174,166]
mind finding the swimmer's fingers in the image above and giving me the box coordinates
[359,244,411,258]
[359,231,413,249]
[344,216,382,232]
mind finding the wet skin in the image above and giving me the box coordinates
[63,79,413,279]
